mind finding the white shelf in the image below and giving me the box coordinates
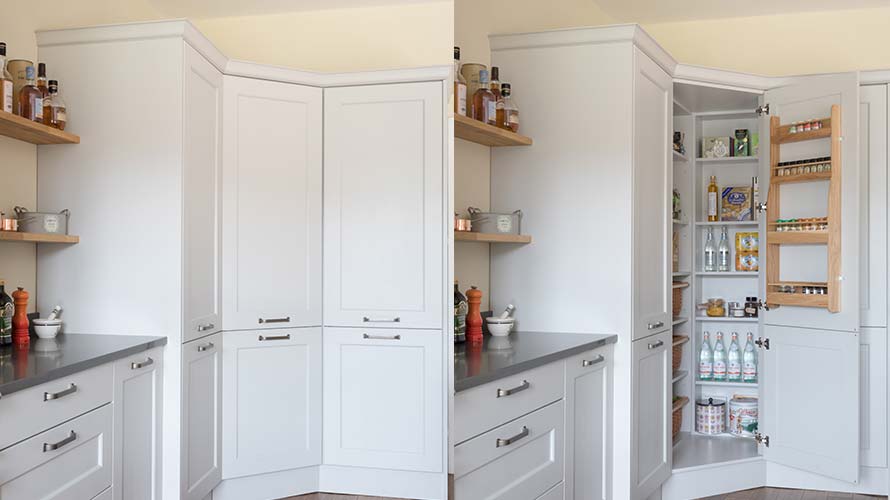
[696,379,759,388]
[695,317,758,323]
[673,150,689,162]
[672,432,761,472]
[672,370,689,384]
[695,271,758,277]
[672,218,689,226]
[694,221,758,227]
[672,317,689,326]
[673,271,691,276]
[696,156,759,164]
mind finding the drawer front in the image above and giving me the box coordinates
[0,363,113,450]
[455,401,564,500]
[455,360,564,444]
[0,404,113,500]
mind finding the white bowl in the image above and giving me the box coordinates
[486,320,513,337]
[34,323,61,339]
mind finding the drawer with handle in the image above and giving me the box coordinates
[0,403,112,500]
[0,363,113,450]
[455,360,563,444]
[454,400,564,500]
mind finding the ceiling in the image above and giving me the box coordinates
[148,0,442,19]
[594,0,890,23]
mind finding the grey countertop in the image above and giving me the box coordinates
[454,331,617,392]
[0,333,167,397]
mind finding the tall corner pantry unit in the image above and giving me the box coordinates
[32,21,451,500]
[486,24,889,499]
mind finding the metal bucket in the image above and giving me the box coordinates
[468,207,522,235]
[14,207,70,235]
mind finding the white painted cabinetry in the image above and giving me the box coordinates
[222,328,322,478]
[221,76,323,331]
[565,347,612,500]
[182,334,222,500]
[323,82,444,329]
[632,330,671,500]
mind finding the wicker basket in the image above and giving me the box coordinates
[672,396,689,438]
[672,281,689,317]
[672,335,689,373]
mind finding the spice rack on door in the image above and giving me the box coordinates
[765,104,841,311]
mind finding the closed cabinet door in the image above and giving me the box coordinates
[631,331,671,500]
[324,82,444,329]
[323,327,443,472]
[222,328,321,479]
[113,347,164,500]
[565,348,611,500]
[222,76,323,331]
[183,44,223,342]
[859,85,887,327]
[632,48,672,341]
[182,334,222,500]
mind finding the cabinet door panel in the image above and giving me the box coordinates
[859,327,887,468]
[859,85,887,327]
[565,348,611,500]
[632,48,672,340]
[222,76,323,330]
[323,327,443,471]
[183,45,223,342]
[324,82,443,328]
[631,331,671,500]
[222,328,321,478]
[182,334,222,500]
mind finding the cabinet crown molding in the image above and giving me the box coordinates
[36,19,449,88]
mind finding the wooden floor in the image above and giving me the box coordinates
[286,493,403,500]
[700,488,887,500]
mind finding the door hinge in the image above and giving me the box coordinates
[755,432,770,447]
[755,104,770,116]
[756,202,768,213]
[757,300,772,312]
[755,337,770,350]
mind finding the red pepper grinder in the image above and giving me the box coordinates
[12,287,29,346]
[465,286,483,343]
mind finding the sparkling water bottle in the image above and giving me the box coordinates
[727,332,741,382]
[712,331,727,381]
[718,226,731,272]
[704,227,717,272]
[743,332,758,383]
[699,331,713,381]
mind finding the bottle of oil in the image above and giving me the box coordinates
[707,175,719,222]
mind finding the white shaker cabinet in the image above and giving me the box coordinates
[221,76,323,331]
[222,328,322,478]
[631,331,671,500]
[323,82,444,329]
[322,327,443,472]
[113,347,164,500]
[182,334,222,500]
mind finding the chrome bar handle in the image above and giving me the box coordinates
[647,321,665,330]
[495,426,529,448]
[131,357,154,370]
[43,431,77,452]
[648,340,665,350]
[44,383,77,401]
[258,334,291,341]
[197,323,215,332]
[197,342,215,352]
[363,316,401,323]
[259,317,290,324]
[582,354,605,367]
[496,380,530,398]
[362,333,401,340]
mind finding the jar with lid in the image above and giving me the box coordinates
[744,297,758,318]
[696,397,726,435]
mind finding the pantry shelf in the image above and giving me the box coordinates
[695,272,758,277]
[673,271,691,276]
[0,231,79,244]
[673,218,689,226]
[766,230,828,244]
[454,231,532,244]
[694,221,758,227]
[0,110,80,145]
[672,370,689,384]
[454,114,532,147]
[673,150,688,162]
[672,432,760,471]
[672,317,689,327]
[695,380,758,388]
[767,292,829,308]
[773,119,831,145]
[696,156,759,164]
[771,171,832,184]
[695,317,758,323]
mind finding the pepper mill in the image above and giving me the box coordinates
[12,287,29,346]
[465,286,483,343]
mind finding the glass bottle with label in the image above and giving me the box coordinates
[0,43,13,114]
[703,227,717,272]
[0,281,12,346]
[743,332,758,382]
[699,331,713,381]
[727,332,741,381]
[42,80,67,130]
[36,63,48,98]
[453,47,467,117]
[498,83,520,132]
[489,66,502,100]
[717,226,731,272]
[707,175,719,222]
[17,66,43,123]
[453,281,467,343]
[712,331,727,381]
[472,69,496,126]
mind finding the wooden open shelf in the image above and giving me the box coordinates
[454,231,531,244]
[771,171,832,184]
[0,110,79,145]
[454,114,532,147]
[0,231,79,243]
[767,292,829,308]
[772,118,831,145]
[766,231,828,244]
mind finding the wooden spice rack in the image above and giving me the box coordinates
[454,114,532,147]
[0,110,79,145]
[766,104,840,311]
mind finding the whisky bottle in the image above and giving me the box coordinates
[17,66,43,123]
[42,80,67,130]
[498,83,520,132]
[489,66,502,100]
[0,43,12,114]
[453,47,467,117]
[36,63,48,98]
[472,69,496,125]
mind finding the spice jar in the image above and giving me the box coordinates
[744,297,758,318]
[706,298,726,317]
[728,302,745,318]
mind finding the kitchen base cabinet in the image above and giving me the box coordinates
[632,330,671,500]
[565,347,612,500]
[182,334,222,500]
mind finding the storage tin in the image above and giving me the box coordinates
[7,59,33,106]
[729,396,758,438]
[468,207,522,235]
[14,207,70,235]
[695,397,726,435]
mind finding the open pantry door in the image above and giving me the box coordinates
[757,73,860,483]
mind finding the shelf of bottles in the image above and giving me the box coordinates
[697,331,760,387]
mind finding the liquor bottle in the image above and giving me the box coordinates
[489,66,502,100]
[699,331,713,381]
[472,69,496,126]
[0,43,13,114]
[36,63,48,98]
[453,47,467,117]
[17,66,43,123]
[717,226,731,272]
[703,227,717,272]
[712,331,727,381]
[0,281,11,346]
[453,280,467,343]
[708,175,719,222]
[727,332,741,382]
[743,332,758,383]
[498,83,520,132]
[42,80,66,130]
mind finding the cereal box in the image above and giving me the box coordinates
[721,186,752,221]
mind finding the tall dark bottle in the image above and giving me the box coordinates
[0,281,13,346]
